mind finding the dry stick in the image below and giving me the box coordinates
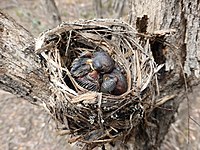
[135,46,142,89]
[35,20,170,147]
[65,30,72,56]
[82,139,113,144]
[40,52,78,96]
[147,42,161,97]
[155,95,176,107]
[97,93,104,130]
[127,0,133,25]
[35,42,55,54]
[104,99,134,120]
[189,116,200,128]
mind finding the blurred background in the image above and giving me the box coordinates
[0,0,199,149]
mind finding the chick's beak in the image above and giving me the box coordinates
[86,59,95,70]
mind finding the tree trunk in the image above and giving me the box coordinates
[129,0,199,78]
[0,0,199,149]
[124,0,200,149]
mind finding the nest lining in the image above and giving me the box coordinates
[35,19,163,148]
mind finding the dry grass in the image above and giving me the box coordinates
[0,0,199,150]
[35,19,166,149]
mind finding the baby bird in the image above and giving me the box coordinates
[70,51,93,78]
[92,51,115,74]
[70,50,116,92]
[70,58,92,77]
[101,69,127,95]
[76,70,100,91]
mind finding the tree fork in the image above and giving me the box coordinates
[0,0,199,148]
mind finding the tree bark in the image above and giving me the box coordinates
[129,0,199,78]
[0,0,199,149]
[124,0,200,149]
[0,12,52,106]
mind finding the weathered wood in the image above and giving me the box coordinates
[123,0,200,149]
[0,0,199,148]
[0,12,52,106]
[130,0,199,78]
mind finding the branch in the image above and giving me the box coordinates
[0,11,51,106]
[40,0,61,27]
[0,5,199,149]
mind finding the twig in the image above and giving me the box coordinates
[189,116,200,129]
[155,95,176,106]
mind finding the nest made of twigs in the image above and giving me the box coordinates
[35,19,163,149]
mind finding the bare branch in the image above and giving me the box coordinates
[40,0,61,27]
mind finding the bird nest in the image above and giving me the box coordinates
[35,19,163,149]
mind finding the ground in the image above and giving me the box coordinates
[0,0,200,150]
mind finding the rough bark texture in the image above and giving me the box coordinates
[130,0,199,78]
[124,0,200,149]
[0,12,52,106]
[0,0,199,149]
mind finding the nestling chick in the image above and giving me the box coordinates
[92,51,115,74]
[70,58,92,77]
[101,69,127,95]
[70,51,93,77]
[76,70,100,91]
